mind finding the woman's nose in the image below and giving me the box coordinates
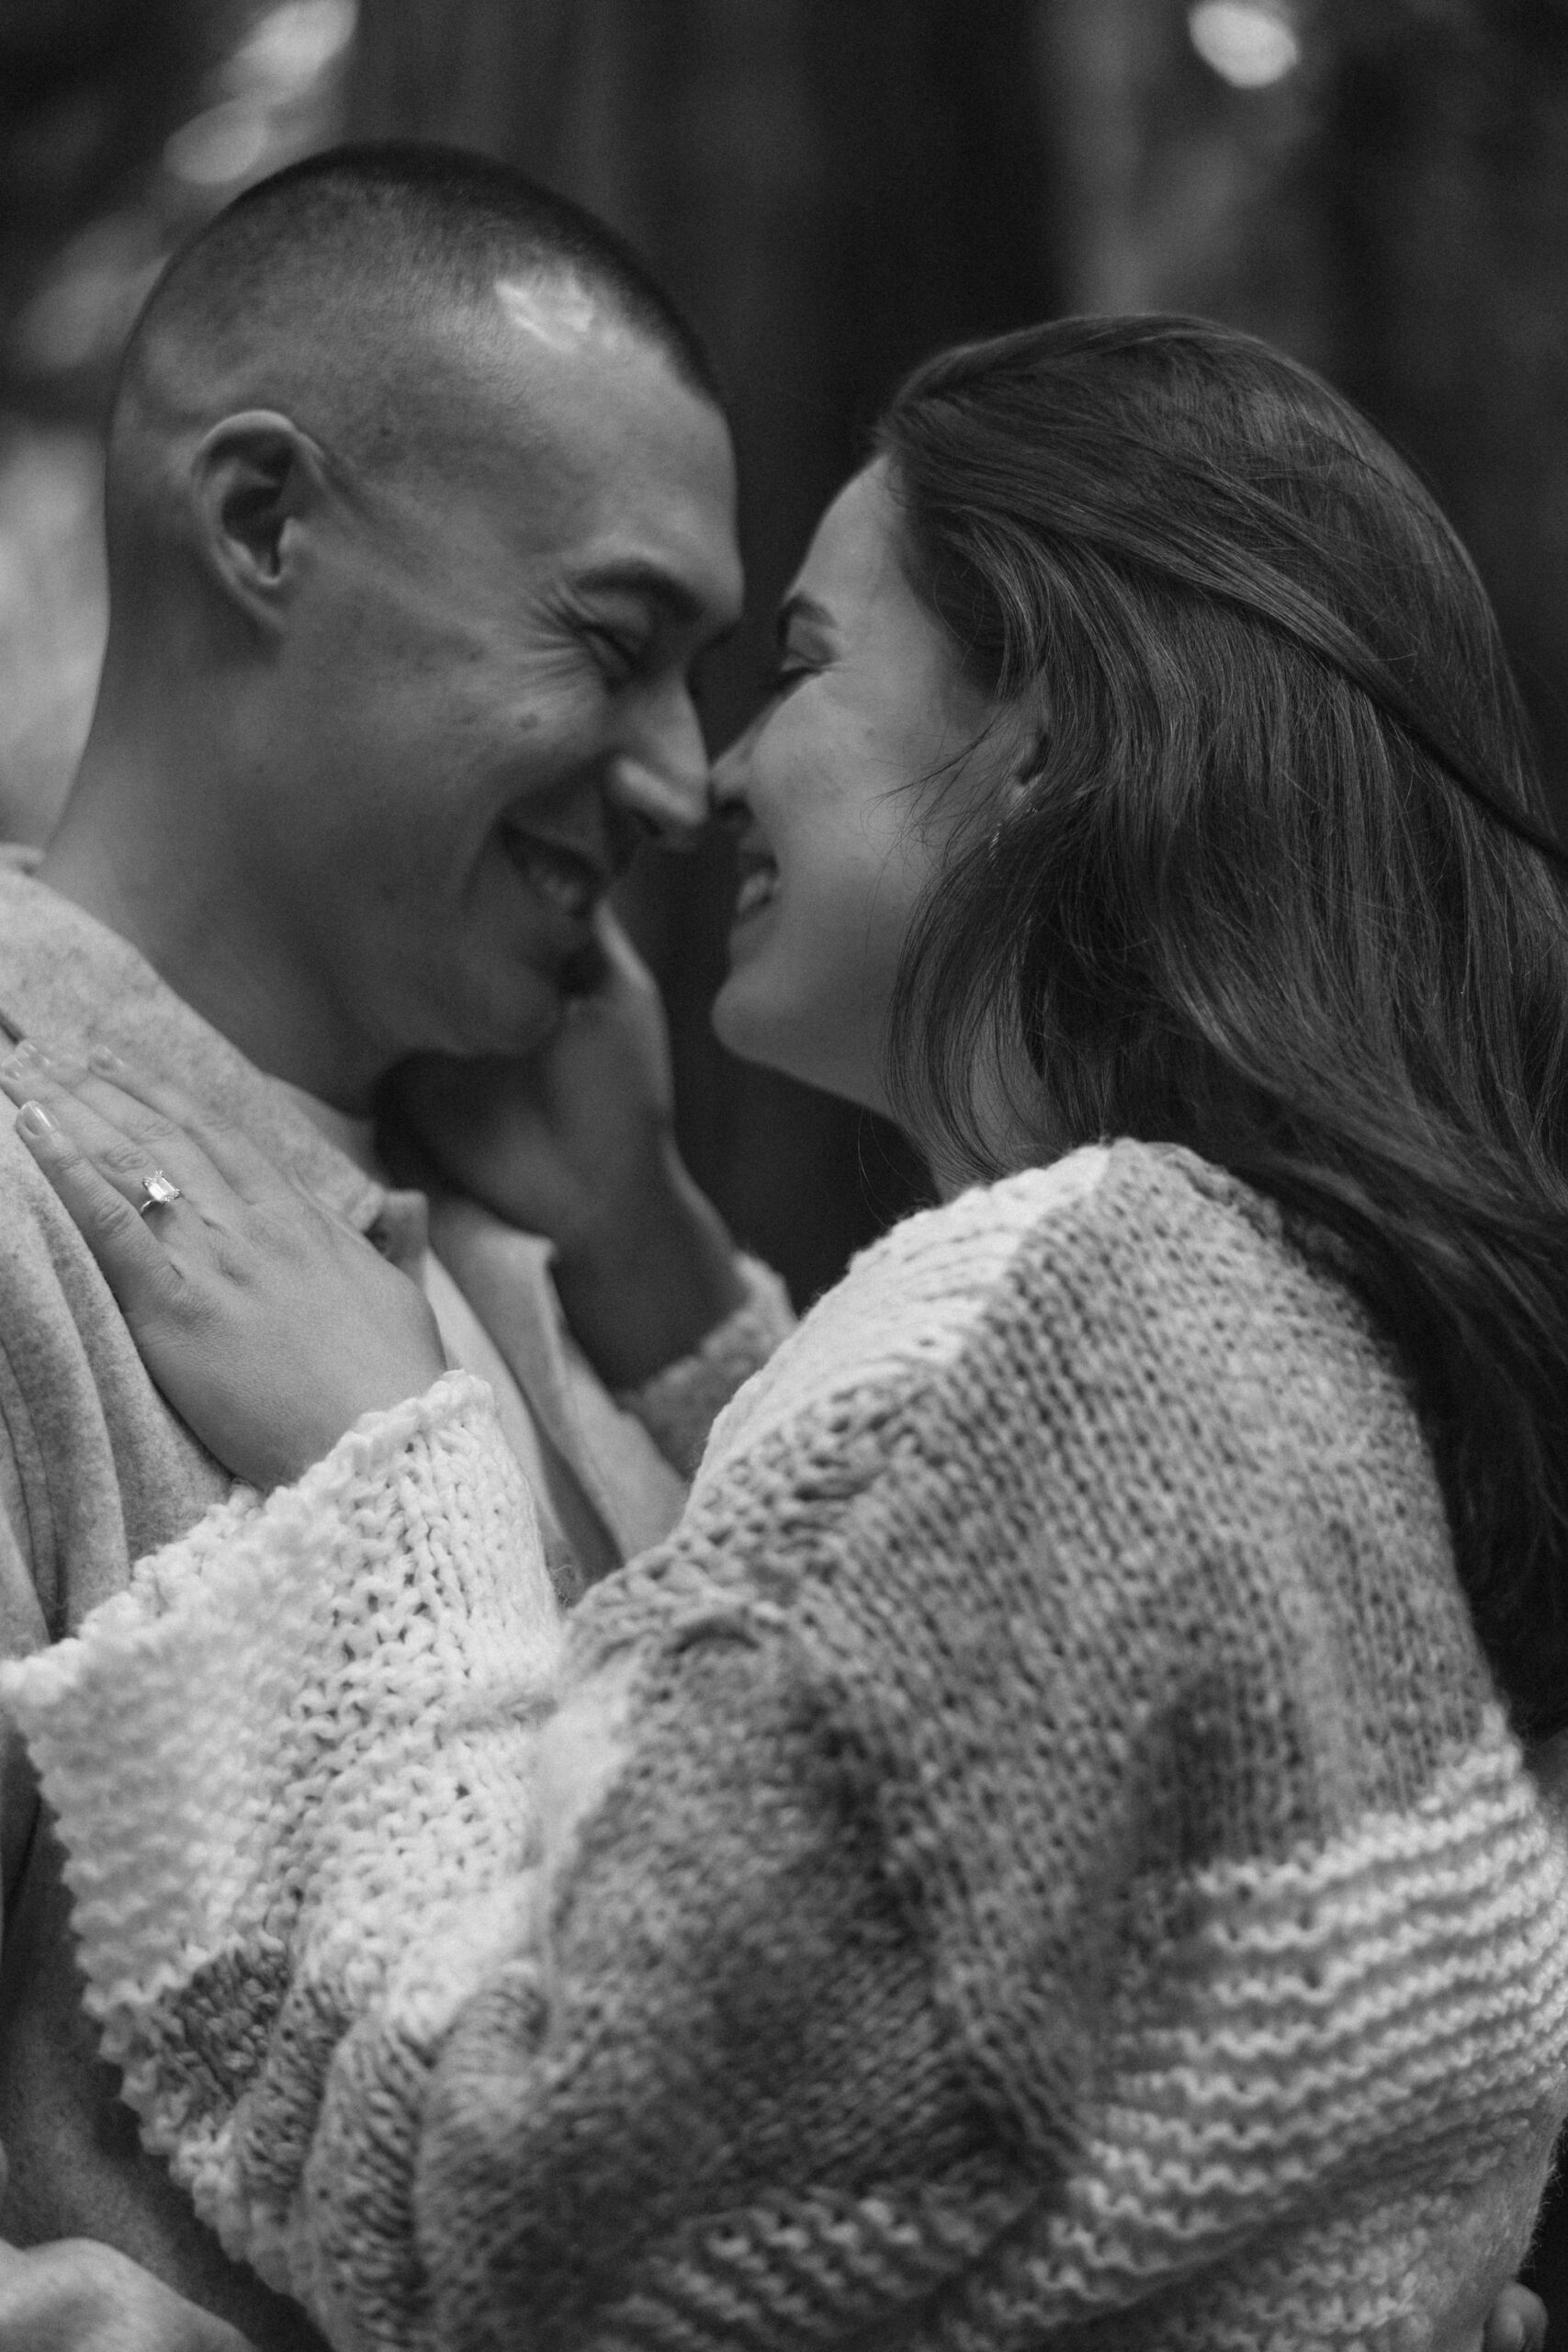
[707,727,753,819]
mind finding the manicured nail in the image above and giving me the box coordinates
[2,1042,47,1080]
[16,1101,58,1138]
[88,1044,126,1076]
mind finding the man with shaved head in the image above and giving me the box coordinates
[0,144,755,2347]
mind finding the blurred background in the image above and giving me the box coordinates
[5,0,1568,1319]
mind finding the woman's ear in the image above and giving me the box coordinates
[189,410,327,627]
[998,711,1050,809]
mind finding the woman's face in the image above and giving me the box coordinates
[710,459,999,1118]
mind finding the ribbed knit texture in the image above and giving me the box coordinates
[6,1141,1568,2352]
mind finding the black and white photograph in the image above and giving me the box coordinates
[2,6,1568,2347]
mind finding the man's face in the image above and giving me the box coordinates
[256,298,741,1097]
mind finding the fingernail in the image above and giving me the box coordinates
[3,1040,84,1085]
[16,1101,57,1138]
[88,1044,126,1076]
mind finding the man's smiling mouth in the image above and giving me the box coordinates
[502,830,604,922]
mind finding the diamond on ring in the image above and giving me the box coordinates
[139,1170,182,1214]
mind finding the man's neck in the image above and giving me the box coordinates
[39,786,381,1116]
[273,1077,383,1176]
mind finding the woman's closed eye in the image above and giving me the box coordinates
[763,650,817,697]
[763,623,830,699]
[764,590,836,702]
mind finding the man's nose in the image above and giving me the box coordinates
[608,696,711,851]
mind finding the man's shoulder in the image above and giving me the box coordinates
[0,856,385,1229]
[0,1116,110,1304]
[0,850,64,1006]
[0,865,246,1612]
[0,871,165,1373]
[0,1114,228,1597]
[0,851,158,1048]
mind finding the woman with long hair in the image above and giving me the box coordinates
[6,315,1568,2352]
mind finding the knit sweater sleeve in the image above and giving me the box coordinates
[6,1148,1568,2352]
[409,1146,1568,2350]
[0,1369,564,2336]
[391,1157,1129,2346]
[0,1171,1115,2351]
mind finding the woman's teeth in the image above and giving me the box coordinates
[733,862,779,921]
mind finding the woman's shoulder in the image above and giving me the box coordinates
[698,1138,1310,1486]
[694,1146,1102,1479]
[852,1138,1121,1297]
[854,1135,1290,1268]
[835,1134,1301,1342]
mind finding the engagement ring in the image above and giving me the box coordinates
[139,1170,182,1214]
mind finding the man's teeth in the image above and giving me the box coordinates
[513,842,595,919]
[734,864,778,920]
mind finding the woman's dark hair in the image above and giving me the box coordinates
[876,314,1568,1736]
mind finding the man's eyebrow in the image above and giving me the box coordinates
[776,591,835,645]
[570,560,712,628]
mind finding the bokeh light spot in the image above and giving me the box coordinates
[164,101,274,188]
[1188,2,1302,88]
[229,0,358,100]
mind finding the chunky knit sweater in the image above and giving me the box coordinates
[6,1140,1568,2352]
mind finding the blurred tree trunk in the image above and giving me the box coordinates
[346,0,1061,1303]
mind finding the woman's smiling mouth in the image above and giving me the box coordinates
[732,848,780,925]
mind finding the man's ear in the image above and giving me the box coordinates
[189,411,327,625]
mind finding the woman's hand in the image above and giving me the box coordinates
[0,2238,254,2352]
[1483,2282,1548,2352]
[0,1043,446,1489]
[387,910,678,1252]
[385,910,746,1389]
